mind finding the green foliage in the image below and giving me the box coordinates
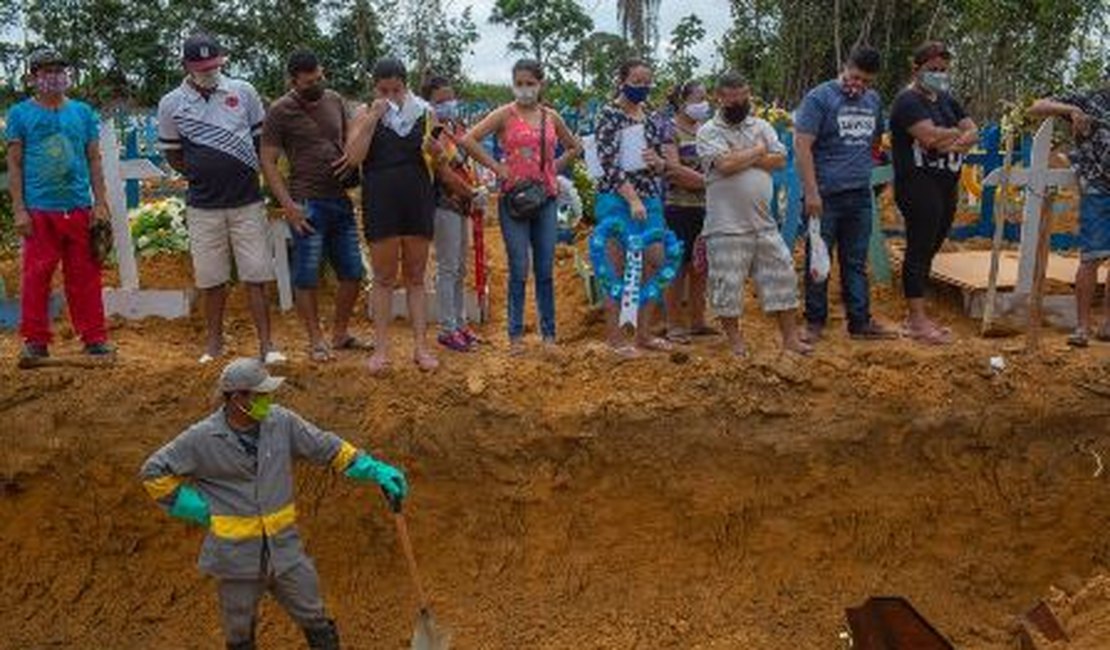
[617,0,662,59]
[655,14,707,96]
[490,0,593,75]
[570,32,633,95]
[318,0,383,99]
[459,81,513,106]
[129,197,189,257]
[378,0,479,89]
[719,0,1109,116]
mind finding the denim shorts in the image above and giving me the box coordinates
[1079,191,1110,263]
[291,197,366,289]
[594,192,666,234]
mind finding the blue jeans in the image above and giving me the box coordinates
[803,188,873,332]
[499,196,557,340]
[291,197,366,289]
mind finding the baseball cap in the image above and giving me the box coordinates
[183,33,226,72]
[28,48,67,73]
[218,358,285,394]
[913,41,952,66]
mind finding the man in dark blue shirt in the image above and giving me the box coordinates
[794,46,897,343]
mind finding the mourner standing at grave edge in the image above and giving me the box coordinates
[260,50,369,363]
[158,33,285,365]
[6,48,115,366]
[1029,70,1110,347]
[890,41,978,345]
[794,46,898,344]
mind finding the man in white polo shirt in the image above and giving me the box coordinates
[158,33,285,365]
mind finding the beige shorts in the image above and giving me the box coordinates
[186,202,275,289]
[707,230,799,318]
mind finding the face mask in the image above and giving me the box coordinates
[722,102,750,125]
[434,99,459,121]
[297,83,325,103]
[920,71,951,95]
[513,85,539,106]
[622,84,651,104]
[35,71,70,95]
[190,69,221,90]
[684,101,711,122]
[246,394,273,421]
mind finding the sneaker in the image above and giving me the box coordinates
[84,342,116,357]
[459,327,481,346]
[437,330,472,352]
[19,343,49,367]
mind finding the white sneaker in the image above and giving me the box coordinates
[263,350,288,365]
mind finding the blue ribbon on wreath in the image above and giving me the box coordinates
[588,218,684,306]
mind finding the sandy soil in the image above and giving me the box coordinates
[2,218,1110,649]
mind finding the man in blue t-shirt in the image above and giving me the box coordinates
[5,48,114,366]
[794,46,897,342]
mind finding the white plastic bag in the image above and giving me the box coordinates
[808,217,830,283]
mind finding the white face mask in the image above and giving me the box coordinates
[684,101,711,122]
[513,85,539,106]
[190,69,221,89]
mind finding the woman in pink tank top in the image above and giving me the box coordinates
[459,59,582,355]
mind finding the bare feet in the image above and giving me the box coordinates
[783,336,814,356]
[367,351,391,375]
[636,336,675,353]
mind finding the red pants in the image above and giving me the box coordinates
[20,208,107,346]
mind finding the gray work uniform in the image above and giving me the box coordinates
[140,405,363,643]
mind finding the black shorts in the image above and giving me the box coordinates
[664,204,706,265]
[362,165,436,242]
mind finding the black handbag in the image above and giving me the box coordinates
[504,110,550,221]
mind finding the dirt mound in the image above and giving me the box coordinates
[3,219,1110,648]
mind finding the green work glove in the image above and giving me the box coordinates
[169,485,211,528]
[345,454,408,502]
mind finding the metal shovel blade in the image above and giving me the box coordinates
[411,607,451,650]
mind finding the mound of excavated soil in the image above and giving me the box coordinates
[2,219,1110,649]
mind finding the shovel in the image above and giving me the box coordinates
[385,492,451,650]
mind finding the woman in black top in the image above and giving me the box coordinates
[346,58,443,373]
[890,42,977,345]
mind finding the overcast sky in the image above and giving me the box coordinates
[458,0,731,83]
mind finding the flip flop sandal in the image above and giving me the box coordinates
[309,343,335,362]
[609,344,642,360]
[638,337,675,353]
[688,325,721,337]
[907,326,952,346]
[414,350,440,372]
[333,335,374,351]
[665,328,692,345]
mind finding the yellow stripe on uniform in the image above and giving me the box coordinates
[331,441,359,473]
[143,475,185,500]
[210,503,297,540]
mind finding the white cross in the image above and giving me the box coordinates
[99,121,194,319]
[981,118,1077,295]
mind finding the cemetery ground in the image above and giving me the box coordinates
[3,221,1110,649]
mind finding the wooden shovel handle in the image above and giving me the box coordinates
[385,491,430,610]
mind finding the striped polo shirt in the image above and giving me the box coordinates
[157,76,265,209]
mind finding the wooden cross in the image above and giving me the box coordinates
[99,121,195,319]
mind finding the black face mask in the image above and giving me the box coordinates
[297,84,325,103]
[722,102,750,124]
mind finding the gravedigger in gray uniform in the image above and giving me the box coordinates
[140,357,408,649]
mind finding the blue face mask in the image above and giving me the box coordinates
[434,99,459,121]
[622,84,651,104]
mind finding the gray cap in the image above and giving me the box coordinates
[218,358,285,394]
[28,48,67,73]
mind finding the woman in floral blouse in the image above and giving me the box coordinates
[594,59,671,357]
